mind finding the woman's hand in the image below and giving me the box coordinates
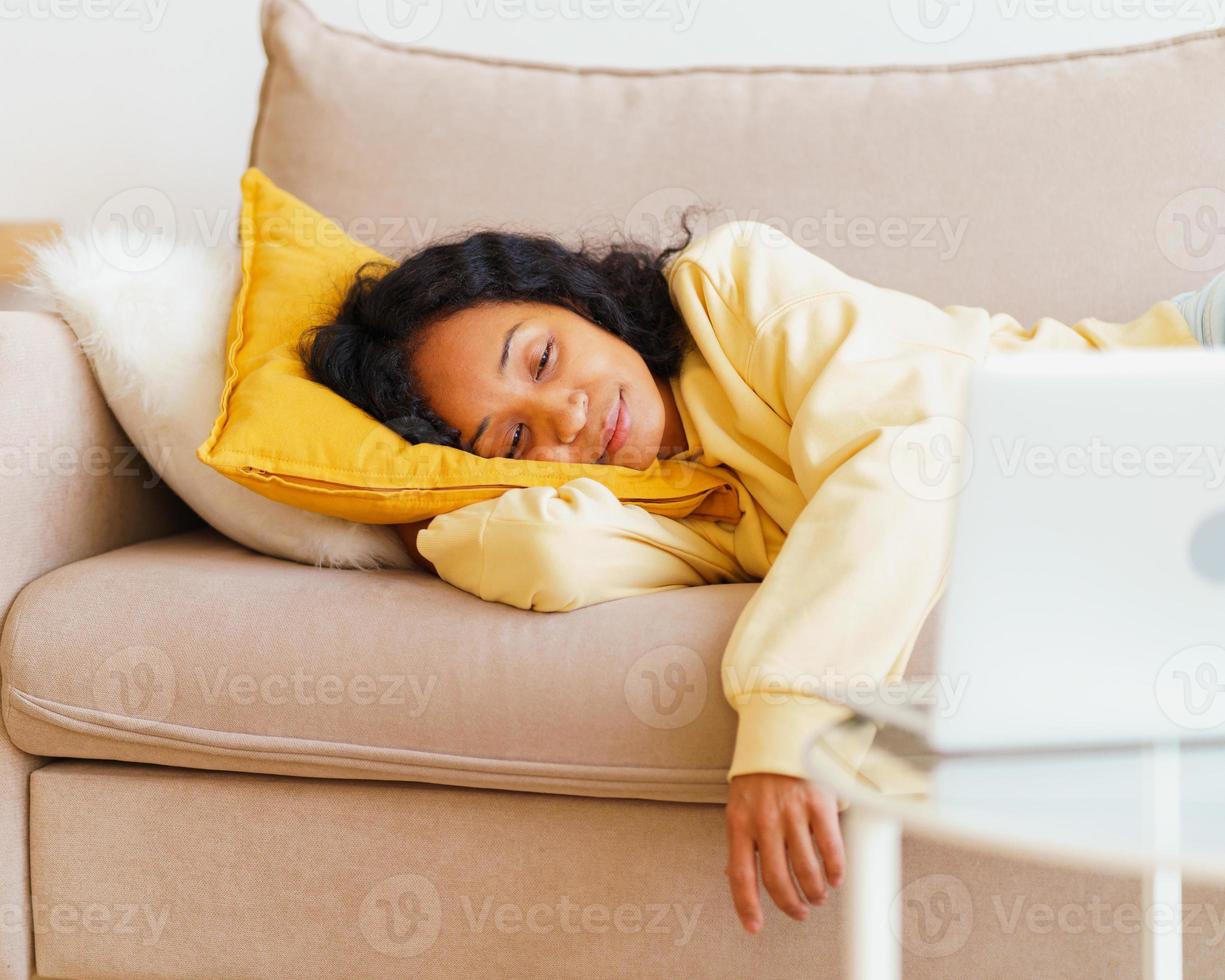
[394,519,437,576]
[725,773,845,933]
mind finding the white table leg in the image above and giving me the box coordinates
[843,806,903,980]
[1142,743,1183,980]
[1144,865,1182,980]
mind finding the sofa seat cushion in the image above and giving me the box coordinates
[0,529,765,803]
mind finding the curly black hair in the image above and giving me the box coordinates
[297,220,701,451]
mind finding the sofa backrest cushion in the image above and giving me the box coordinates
[252,0,1225,326]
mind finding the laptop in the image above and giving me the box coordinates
[871,348,1225,753]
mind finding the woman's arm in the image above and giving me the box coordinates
[412,476,750,612]
[668,221,964,782]
[668,220,966,932]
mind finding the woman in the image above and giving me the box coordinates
[299,217,1218,935]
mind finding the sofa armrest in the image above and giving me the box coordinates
[0,310,200,979]
[0,310,202,614]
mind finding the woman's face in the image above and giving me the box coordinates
[409,300,686,470]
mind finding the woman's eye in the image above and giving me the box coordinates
[506,340,553,457]
[535,339,553,379]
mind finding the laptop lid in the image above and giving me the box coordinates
[928,349,1225,752]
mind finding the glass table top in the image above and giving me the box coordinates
[805,715,1225,880]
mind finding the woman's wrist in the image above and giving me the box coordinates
[394,520,437,575]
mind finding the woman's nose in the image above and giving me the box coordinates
[556,391,588,446]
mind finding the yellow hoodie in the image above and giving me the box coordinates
[416,220,1198,785]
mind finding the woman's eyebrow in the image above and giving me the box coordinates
[497,321,526,377]
[464,320,527,455]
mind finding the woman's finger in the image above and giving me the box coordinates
[757,817,809,921]
[809,791,846,888]
[725,812,763,933]
[784,807,827,906]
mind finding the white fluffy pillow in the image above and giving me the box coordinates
[24,228,413,571]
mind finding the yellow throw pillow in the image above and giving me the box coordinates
[196,168,742,525]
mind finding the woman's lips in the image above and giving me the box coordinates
[603,393,630,460]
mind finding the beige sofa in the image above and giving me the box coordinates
[7,2,1225,976]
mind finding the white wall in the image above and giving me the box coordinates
[1,0,1219,231]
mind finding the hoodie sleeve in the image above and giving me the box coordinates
[716,337,962,784]
[666,220,970,786]
[416,476,751,613]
